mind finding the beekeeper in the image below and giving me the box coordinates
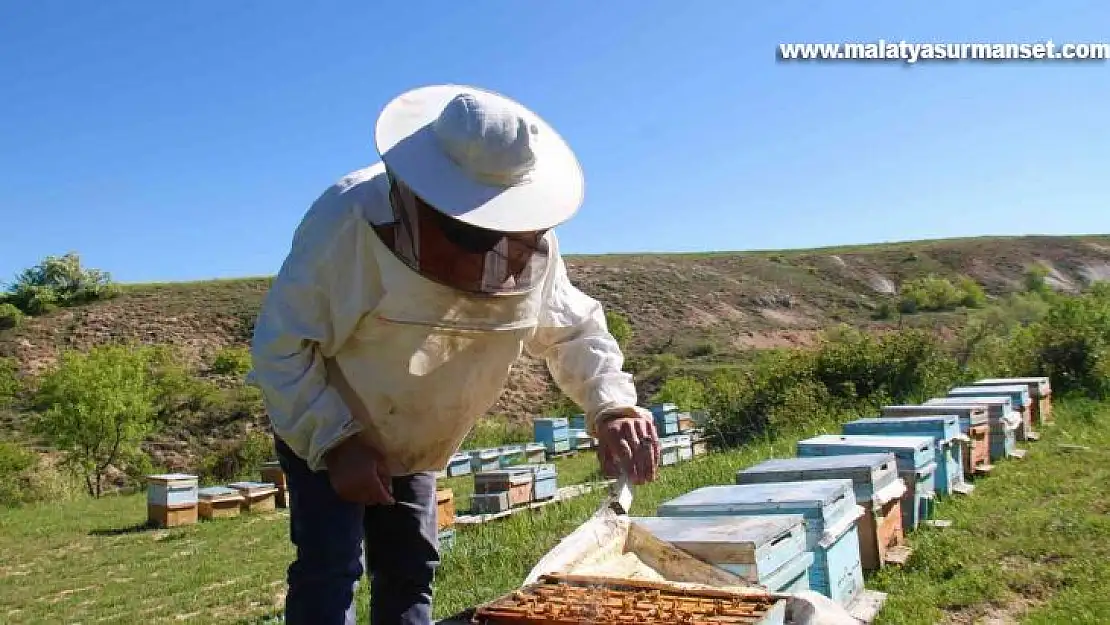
[248,84,661,625]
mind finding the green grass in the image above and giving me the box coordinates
[1,401,1108,623]
[870,398,1110,624]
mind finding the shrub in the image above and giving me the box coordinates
[211,346,252,377]
[605,310,633,349]
[1024,264,1052,294]
[0,357,18,408]
[0,303,24,330]
[3,252,118,316]
[651,375,707,411]
[32,344,161,497]
[898,274,987,313]
[463,415,533,449]
[0,442,82,507]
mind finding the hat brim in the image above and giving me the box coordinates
[374,84,584,233]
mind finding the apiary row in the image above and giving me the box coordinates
[616,375,1052,617]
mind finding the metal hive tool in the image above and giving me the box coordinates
[471,574,780,624]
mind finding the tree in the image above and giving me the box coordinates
[33,344,160,497]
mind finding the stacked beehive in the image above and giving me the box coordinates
[146,473,199,528]
[533,417,570,456]
[648,403,698,465]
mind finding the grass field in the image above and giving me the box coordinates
[1,401,1107,624]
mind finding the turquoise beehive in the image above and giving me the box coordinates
[842,416,969,498]
[533,417,570,454]
[656,480,865,608]
[796,434,936,530]
[631,515,814,594]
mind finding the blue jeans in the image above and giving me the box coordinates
[275,437,441,625]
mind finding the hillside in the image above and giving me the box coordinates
[3,234,1110,471]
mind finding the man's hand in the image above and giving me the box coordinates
[323,435,395,505]
[595,406,660,485]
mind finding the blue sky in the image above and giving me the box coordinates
[1,1,1107,284]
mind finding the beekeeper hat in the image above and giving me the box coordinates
[374,84,584,233]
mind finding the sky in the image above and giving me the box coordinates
[1,1,1108,285]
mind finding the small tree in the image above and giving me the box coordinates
[33,344,159,497]
[4,252,118,316]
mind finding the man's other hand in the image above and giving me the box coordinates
[324,435,395,505]
[596,406,660,485]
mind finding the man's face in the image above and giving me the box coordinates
[380,172,550,295]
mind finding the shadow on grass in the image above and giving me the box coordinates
[88,521,156,536]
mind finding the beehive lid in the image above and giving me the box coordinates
[198,486,242,501]
[660,437,681,450]
[949,385,1030,407]
[738,453,898,486]
[649,403,678,416]
[883,404,988,424]
[974,377,1050,396]
[146,473,197,485]
[630,515,805,565]
[261,461,281,470]
[800,433,934,452]
[572,431,592,440]
[228,481,276,495]
[843,416,961,442]
[926,396,1011,416]
[475,469,533,484]
[657,480,856,526]
[449,452,470,463]
[470,449,500,459]
[524,442,546,451]
[534,417,568,427]
[528,464,557,480]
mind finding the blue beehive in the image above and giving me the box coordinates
[650,403,680,436]
[468,449,501,473]
[927,396,1021,461]
[446,453,471,477]
[568,429,596,451]
[797,435,936,531]
[534,418,570,454]
[569,414,587,430]
[631,515,814,593]
[656,480,865,608]
[948,384,1036,442]
[735,454,906,573]
[842,416,968,498]
[527,464,558,501]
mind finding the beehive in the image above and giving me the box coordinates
[674,434,694,462]
[649,403,680,436]
[469,449,502,473]
[446,452,472,477]
[523,443,547,464]
[630,515,812,593]
[690,430,709,456]
[474,468,534,507]
[881,404,993,477]
[659,437,681,466]
[498,445,527,468]
[656,480,865,608]
[473,574,786,625]
[568,429,596,451]
[926,396,1022,462]
[198,486,244,520]
[527,464,558,501]
[678,413,696,432]
[534,418,570,454]
[437,488,455,530]
[796,435,937,531]
[569,414,587,431]
[842,416,969,498]
[736,454,907,572]
[973,377,1052,426]
[948,385,1037,442]
[228,481,278,513]
[471,491,511,514]
[260,461,288,508]
[146,473,199,528]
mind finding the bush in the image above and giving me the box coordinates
[32,344,161,497]
[0,303,24,330]
[211,346,252,377]
[0,442,81,507]
[605,310,633,349]
[199,430,275,483]
[0,357,18,408]
[3,252,118,316]
[898,274,986,313]
[651,376,707,411]
[463,415,533,449]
